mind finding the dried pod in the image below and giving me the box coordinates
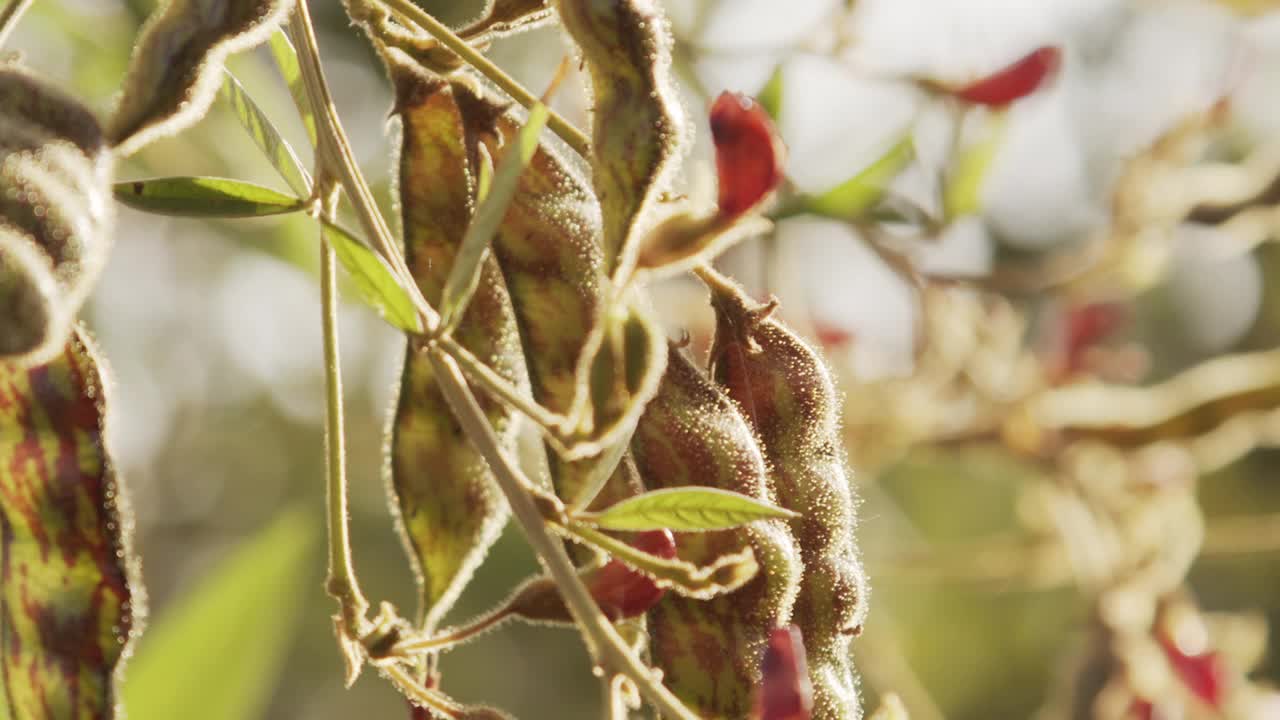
[554,0,684,272]
[0,68,113,365]
[0,328,142,719]
[632,345,802,717]
[451,79,660,508]
[388,60,529,631]
[707,273,868,719]
[108,0,296,156]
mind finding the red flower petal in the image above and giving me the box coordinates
[954,47,1061,106]
[1160,637,1228,709]
[756,626,813,720]
[587,529,677,620]
[710,91,786,217]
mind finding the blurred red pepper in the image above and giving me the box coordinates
[710,91,786,218]
[755,625,813,720]
[953,47,1061,106]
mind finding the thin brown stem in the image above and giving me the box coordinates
[0,0,33,48]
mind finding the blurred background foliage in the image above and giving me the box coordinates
[11,0,1280,718]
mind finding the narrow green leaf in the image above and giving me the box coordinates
[757,64,784,121]
[439,103,549,329]
[566,524,759,599]
[321,221,423,333]
[583,487,798,532]
[107,0,297,155]
[115,176,303,217]
[267,30,318,147]
[123,508,315,720]
[944,112,1009,219]
[1,329,140,719]
[805,136,915,221]
[218,70,311,196]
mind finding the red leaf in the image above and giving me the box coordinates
[953,47,1061,106]
[755,625,813,720]
[587,529,677,620]
[710,91,786,217]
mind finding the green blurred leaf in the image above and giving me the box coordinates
[219,70,310,196]
[267,30,318,147]
[944,113,1008,219]
[0,330,139,719]
[439,103,549,330]
[757,64,784,120]
[115,176,304,217]
[582,487,797,532]
[805,136,915,221]
[123,508,315,720]
[322,221,423,333]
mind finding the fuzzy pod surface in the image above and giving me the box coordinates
[388,60,529,631]
[0,68,113,365]
[707,277,868,719]
[632,345,802,717]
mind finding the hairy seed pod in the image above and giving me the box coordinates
[553,0,684,272]
[387,58,529,631]
[706,275,868,720]
[451,79,651,509]
[0,68,113,365]
[631,345,802,718]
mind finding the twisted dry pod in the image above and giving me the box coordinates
[0,68,113,365]
[387,58,529,630]
[632,344,802,717]
[706,273,868,719]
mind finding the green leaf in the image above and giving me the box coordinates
[805,136,915,221]
[439,103,549,329]
[566,524,759,599]
[115,176,304,217]
[107,0,297,155]
[582,487,798,532]
[267,30,318,147]
[0,329,141,719]
[218,70,311,196]
[123,508,315,720]
[321,221,423,333]
[757,64,784,121]
[944,112,1009,219]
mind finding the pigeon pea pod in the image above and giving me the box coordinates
[631,345,802,718]
[706,274,868,720]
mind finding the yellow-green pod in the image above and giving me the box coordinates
[632,345,802,718]
[707,276,868,720]
[388,58,529,631]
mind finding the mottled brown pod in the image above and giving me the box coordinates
[553,0,684,273]
[0,68,113,365]
[632,345,802,717]
[388,58,529,631]
[706,272,868,719]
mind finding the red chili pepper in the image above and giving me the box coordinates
[755,626,813,720]
[710,91,786,217]
[953,47,1061,106]
[587,529,678,620]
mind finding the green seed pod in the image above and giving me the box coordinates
[451,80,657,509]
[553,0,684,272]
[706,274,868,720]
[632,345,802,718]
[0,68,113,365]
[387,58,529,631]
[108,0,295,156]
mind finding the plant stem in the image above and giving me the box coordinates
[286,3,441,334]
[0,0,33,48]
[383,663,465,719]
[395,607,512,654]
[427,349,698,720]
[317,180,370,632]
[372,0,591,158]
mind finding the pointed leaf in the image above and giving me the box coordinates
[565,525,758,599]
[321,221,422,333]
[123,508,314,720]
[805,136,914,221]
[439,103,549,329]
[267,30,318,148]
[583,487,797,532]
[0,67,113,364]
[108,0,297,155]
[218,71,311,196]
[1,328,141,719]
[115,176,304,218]
[944,114,1008,219]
